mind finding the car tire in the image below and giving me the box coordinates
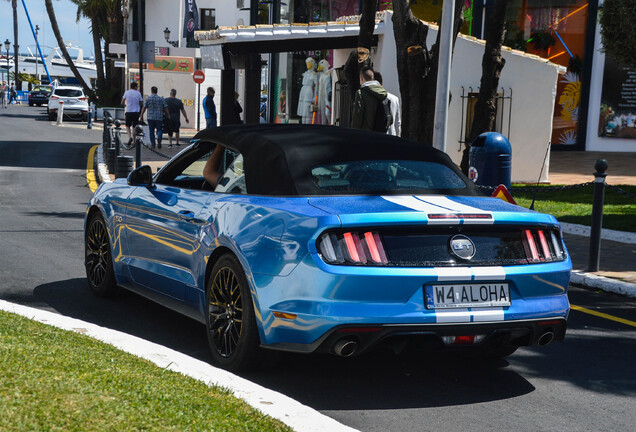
[206,254,278,372]
[85,212,119,297]
[29,102,33,106]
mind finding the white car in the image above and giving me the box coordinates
[47,86,89,121]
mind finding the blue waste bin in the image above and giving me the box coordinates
[468,132,512,190]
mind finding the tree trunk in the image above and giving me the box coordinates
[392,0,465,145]
[106,0,124,105]
[343,0,378,105]
[12,0,20,89]
[45,0,96,101]
[460,0,510,174]
[90,16,107,100]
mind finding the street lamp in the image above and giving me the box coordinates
[4,39,10,84]
[35,25,40,82]
[163,27,179,48]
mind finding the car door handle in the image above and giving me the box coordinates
[178,210,196,221]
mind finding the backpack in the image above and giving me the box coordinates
[373,97,393,133]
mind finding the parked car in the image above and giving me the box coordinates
[47,86,89,121]
[28,85,54,106]
[85,125,571,372]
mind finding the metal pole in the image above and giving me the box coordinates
[20,0,51,83]
[178,0,184,48]
[432,0,455,153]
[197,82,201,130]
[587,159,608,272]
[136,0,144,168]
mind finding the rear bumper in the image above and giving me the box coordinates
[271,317,567,355]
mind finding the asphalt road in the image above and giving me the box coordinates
[1,105,635,432]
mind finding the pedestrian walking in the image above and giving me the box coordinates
[374,72,401,137]
[351,67,390,132]
[8,83,17,105]
[231,91,243,124]
[203,87,217,128]
[165,89,189,148]
[139,86,170,149]
[121,82,144,145]
[0,81,7,109]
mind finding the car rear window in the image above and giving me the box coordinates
[33,86,52,93]
[311,160,467,193]
[55,89,83,97]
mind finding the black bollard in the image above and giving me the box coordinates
[587,159,608,272]
[134,124,144,169]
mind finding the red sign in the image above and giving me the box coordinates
[491,184,517,205]
[193,70,205,84]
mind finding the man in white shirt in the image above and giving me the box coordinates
[374,72,402,137]
[121,82,144,143]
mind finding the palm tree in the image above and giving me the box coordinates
[71,0,107,97]
[45,0,96,101]
[9,0,20,89]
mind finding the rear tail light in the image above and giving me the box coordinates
[522,229,564,263]
[78,97,87,101]
[50,95,59,100]
[318,230,388,265]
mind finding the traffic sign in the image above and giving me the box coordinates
[193,70,205,84]
[491,184,517,205]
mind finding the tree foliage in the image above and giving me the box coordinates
[600,0,636,70]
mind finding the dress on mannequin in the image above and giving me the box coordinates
[317,60,332,125]
[297,57,317,124]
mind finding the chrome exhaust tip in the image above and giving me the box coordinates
[333,339,358,357]
[537,331,555,347]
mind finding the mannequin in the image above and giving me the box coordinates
[297,57,318,124]
[317,59,332,125]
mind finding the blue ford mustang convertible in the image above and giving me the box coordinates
[85,125,571,371]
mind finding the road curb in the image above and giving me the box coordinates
[0,299,358,432]
[570,270,636,298]
[560,222,636,245]
[96,143,111,184]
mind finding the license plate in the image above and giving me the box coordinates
[425,283,511,309]
[66,100,76,105]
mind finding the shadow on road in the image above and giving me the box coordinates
[15,278,536,410]
[9,278,634,412]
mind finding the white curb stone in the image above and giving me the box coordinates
[570,270,636,298]
[561,222,636,245]
[0,300,358,432]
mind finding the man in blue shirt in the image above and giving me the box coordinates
[139,86,170,148]
[202,87,217,128]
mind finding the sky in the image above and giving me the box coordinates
[0,0,94,59]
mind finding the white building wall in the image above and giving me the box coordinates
[331,14,558,182]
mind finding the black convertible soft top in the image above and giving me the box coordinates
[193,124,480,196]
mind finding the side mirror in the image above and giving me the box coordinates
[127,165,153,187]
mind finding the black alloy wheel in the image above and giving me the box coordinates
[85,213,118,297]
[206,254,277,371]
[209,265,244,358]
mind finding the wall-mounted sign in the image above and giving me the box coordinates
[147,56,194,73]
[114,60,126,68]
[155,47,169,56]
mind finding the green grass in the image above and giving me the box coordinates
[511,184,636,233]
[0,310,292,432]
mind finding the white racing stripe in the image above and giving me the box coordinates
[470,307,505,322]
[435,308,471,323]
[435,267,472,282]
[471,266,506,281]
[382,195,494,224]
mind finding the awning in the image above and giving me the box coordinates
[196,19,385,57]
